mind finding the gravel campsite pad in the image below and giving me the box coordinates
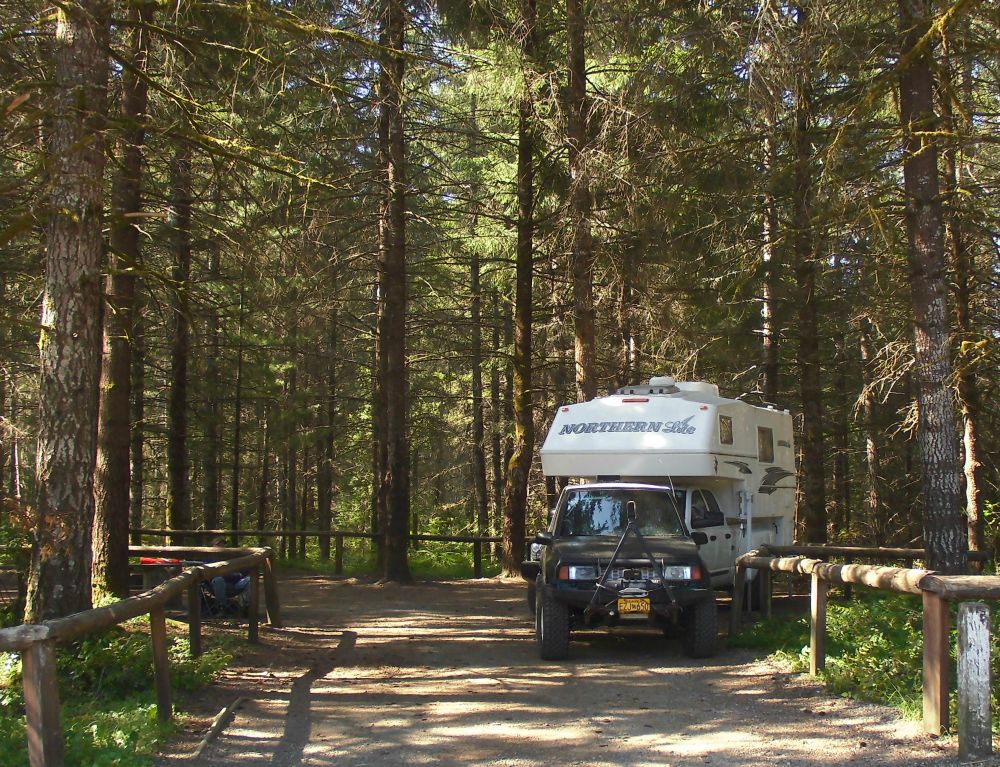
[155,575,967,767]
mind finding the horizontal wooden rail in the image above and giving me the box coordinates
[131,529,508,578]
[5,546,282,767]
[762,543,991,562]
[734,548,998,762]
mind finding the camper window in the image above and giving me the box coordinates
[690,490,725,529]
[758,426,774,463]
[719,415,733,445]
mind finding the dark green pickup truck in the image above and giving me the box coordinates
[521,482,718,660]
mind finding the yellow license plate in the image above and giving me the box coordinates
[617,597,650,614]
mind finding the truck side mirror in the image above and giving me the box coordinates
[691,531,709,546]
[535,531,554,546]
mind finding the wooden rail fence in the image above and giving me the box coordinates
[2,545,282,767]
[133,528,508,578]
[734,546,998,762]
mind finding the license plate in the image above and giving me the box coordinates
[617,597,650,614]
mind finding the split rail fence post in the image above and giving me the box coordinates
[809,572,827,675]
[761,568,772,619]
[957,601,992,761]
[24,639,64,767]
[248,566,260,643]
[730,564,746,636]
[187,567,203,657]
[473,540,483,578]
[334,534,344,575]
[922,590,949,734]
[150,607,172,723]
[262,553,284,628]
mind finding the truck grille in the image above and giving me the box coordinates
[603,565,658,583]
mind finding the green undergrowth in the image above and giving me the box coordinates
[0,621,234,766]
[731,588,1000,731]
[279,542,502,579]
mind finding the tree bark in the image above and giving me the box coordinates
[859,315,885,545]
[761,131,781,403]
[318,306,337,560]
[377,0,411,582]
[469,108,489,543]
[490,289,503,544]
[25,0,110,622]
[228,284,245,545]
[792,3,826,544]
[897,0,966,574]
[255,401,270,547]
[617,238,638,388]
[166,146,192,545]
[129,293,145,544]
[567,0,597,403]
[939,43,984,557]
[202,176,223,532]
[502,0,538,575]
[93,0,152,599]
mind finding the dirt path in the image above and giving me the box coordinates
[155,575,966,767]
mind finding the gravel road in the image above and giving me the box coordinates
[155,575,976,767]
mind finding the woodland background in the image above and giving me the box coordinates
[0,0,998,616]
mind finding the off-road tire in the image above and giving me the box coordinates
[681,598,718,658]
[535,576,570,660]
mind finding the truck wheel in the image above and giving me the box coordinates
[527,580,536,614]
[535,577,570,660]
[681,598,718,659]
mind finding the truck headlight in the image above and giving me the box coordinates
[558,565,598,580]
[662,565,694,581]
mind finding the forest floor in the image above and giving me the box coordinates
[153,574,975,767]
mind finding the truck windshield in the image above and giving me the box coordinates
[558,488,686,537]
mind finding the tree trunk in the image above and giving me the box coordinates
[202,176,223,532]
[859,316,885,545]
[93,0,152,599]
[470,233,489,545]
[317,306,336,560]
[567,0,597,403]
[761,131,781,403]
[228,284,245,546]
[617,237,638,388]
[286,344,298,558]
[897,0,966,574]
[166,146,192,545]
[502,0,537,576]
[25,0,110,623]
[9,382,20,502]
[791,4,825,544]
[490,289,503,547]
[939,44,984,557]
[255,400,270,547]
[377,0,411,582]
[129,293,145,544]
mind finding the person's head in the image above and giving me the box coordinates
[210,536,227,548]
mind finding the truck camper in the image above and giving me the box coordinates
[537,376,796,589]
[522,376,797,659]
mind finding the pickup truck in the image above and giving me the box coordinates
[521,482,718,660]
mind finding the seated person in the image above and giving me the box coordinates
[209,572,251,615]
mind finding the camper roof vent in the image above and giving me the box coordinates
[613,376,680,397]
[648,375,675,388]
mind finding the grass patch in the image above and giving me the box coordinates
[731,588,1000,729]
[278,541,502,579]
[0,622,234,766]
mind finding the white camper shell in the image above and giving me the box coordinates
[539,377,796,588]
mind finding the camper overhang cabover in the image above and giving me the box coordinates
[538,376,797,587]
